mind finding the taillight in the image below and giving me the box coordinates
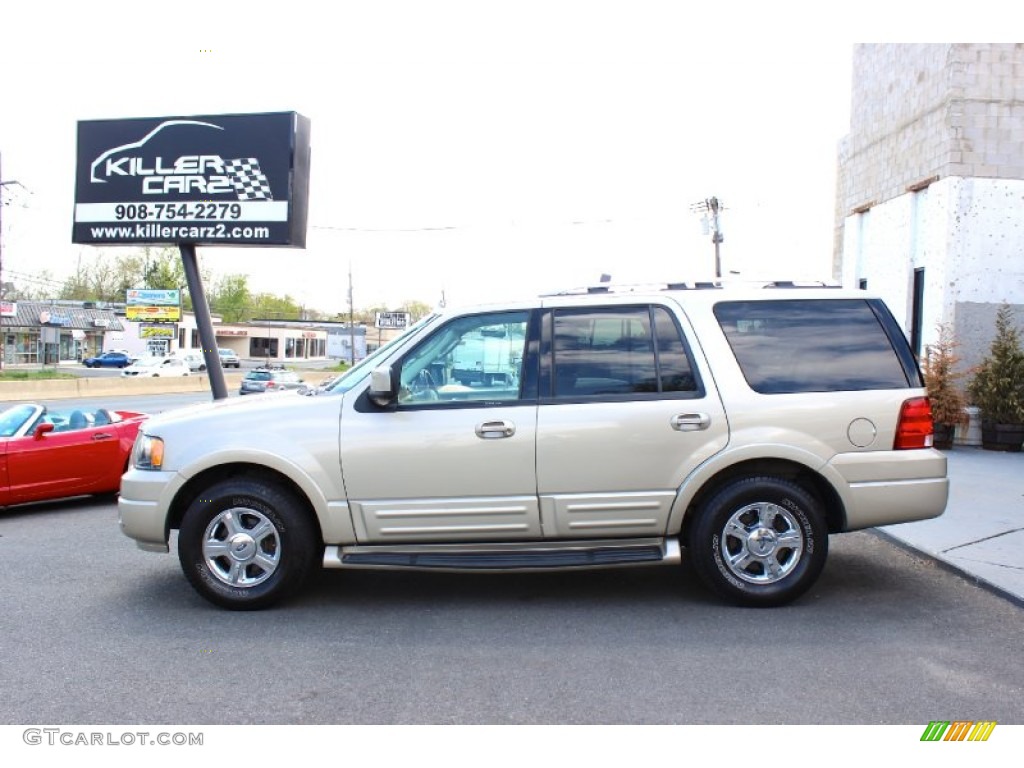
[895,397,934,449]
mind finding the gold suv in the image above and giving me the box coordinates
[119,282,948,609]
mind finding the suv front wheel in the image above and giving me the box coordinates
[689,476,828,607]
[178,478,318,610]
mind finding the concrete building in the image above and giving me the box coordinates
[179,315,333,365]
[835,43,1024,370]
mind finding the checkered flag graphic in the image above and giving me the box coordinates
[224,158,274,201]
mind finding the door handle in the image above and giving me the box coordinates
[476,420,516,439]
[92,433,114,440]
[670,413,711,432]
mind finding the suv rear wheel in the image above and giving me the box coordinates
[689,476,827,607]
[178,478,318,610]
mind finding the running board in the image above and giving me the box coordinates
[323,538,680,572]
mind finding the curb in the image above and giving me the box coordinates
[871,528,1024,609]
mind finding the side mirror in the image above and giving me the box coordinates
[368,365,398,408]
[33,423,55,440]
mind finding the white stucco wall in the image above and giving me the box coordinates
[945,178,1024,304]
[843,176,1024,354]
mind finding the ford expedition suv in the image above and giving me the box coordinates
[118,282,948,609]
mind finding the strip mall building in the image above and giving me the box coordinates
[1,300,367,365]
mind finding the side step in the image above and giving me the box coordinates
[323,538,680,572]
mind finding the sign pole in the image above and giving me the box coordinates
[179,244,228,400]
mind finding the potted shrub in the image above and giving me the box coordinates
[922,324,967,449]
[967,303,1024,452]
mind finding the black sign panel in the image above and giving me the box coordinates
[73,112,310,247]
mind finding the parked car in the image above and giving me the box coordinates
[238,367,304,395]
[180,353,207,372]
[0,403,147,507]
[82,351,134,368]
[218,348,241,368]
[121,357,191,378]
[119,282,949,610]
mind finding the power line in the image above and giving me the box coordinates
[5,269,66,288]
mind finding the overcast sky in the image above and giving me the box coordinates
[0,2,1005,314]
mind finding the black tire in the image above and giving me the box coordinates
[688,476,828,607]
[178,478,318,610]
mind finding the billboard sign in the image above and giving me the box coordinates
[73,112,310,247]
[126,288,181,323]
[141,325,176,338]
[375,312,411,330]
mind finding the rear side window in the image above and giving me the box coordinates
[550,305,700,398]
[714,299,912,393]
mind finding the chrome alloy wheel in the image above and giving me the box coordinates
[720,502,805,585]
[202,508,281,588]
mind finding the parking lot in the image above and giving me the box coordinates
[1,492,1022,725]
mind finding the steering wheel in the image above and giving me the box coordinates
[408,369,439,401]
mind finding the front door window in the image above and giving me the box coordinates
[397,311,530,406]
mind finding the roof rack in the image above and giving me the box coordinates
[541,281,724,297]
[540,279,841,297]
[762,280,841,289]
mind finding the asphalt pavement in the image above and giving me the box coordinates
[881,445,1024,606]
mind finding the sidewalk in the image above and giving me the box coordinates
[881,446,1024,606]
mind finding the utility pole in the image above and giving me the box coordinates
[347,263,355,367]
[1,153,31,371]
[690,196,724,279]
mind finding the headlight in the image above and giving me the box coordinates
[132,434,165,470]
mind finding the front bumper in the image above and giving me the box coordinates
[118,468,180,553]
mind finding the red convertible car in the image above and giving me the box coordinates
[0,403,147,507]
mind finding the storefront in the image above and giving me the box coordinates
[1,301,124,365]
[174,315,331,365]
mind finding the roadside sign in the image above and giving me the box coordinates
[375,312,411,330]
[126,288,181,323]
[71,110,311,402]
[73,112,311,247]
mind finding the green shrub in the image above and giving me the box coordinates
[967,304,1024,424]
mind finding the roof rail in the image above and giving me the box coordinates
[541,281,725,297]
[541,279,841,297]
[762,280,840,289]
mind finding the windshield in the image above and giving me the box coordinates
[320,313,440,394]
[0,404,38,437]
[133,358,164,368]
